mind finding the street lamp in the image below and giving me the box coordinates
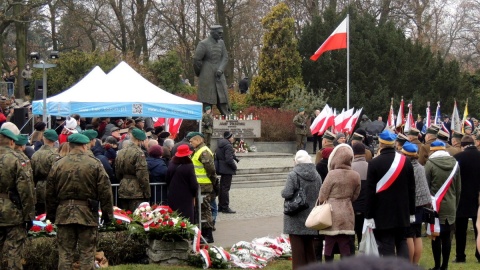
[33,59,57,127]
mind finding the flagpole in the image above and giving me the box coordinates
[346,14,350,110]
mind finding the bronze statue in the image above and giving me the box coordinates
[193,25,230,115]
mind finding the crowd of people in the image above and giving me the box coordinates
[284,111,480,270]
[0,108,240,269]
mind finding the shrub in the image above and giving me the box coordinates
[242,106,296,142]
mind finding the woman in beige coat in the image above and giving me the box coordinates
[318,143,361,261]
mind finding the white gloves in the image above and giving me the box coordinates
[362,218,376,234]
[410,215,416,223]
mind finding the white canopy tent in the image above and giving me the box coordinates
[32,61,202,120]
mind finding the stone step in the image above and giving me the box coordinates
[231,178,287,189]
[236,166,293,175]
[235,152,294,158]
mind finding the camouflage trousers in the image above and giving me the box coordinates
[199,184,213,229]
[118,199,145,212]
[57,224,97,270]
[0,225,26,270]
[296,134,307,151]
[204,133,212,148]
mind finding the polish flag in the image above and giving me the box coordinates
[310,104,330,135]
[334,109,345,133]
[325,106,335,133]
[387,101,395,128]
[340,108,355,132]
[168,118,183,139]
[404,102,415,132]
[317,106,335,135]
[396,98,404,128]
[310,18,348,61]
[344,108,363,133]
[153,117,165,128]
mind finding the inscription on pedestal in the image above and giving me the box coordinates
[212,120,261,138]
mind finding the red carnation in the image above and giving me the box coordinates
[116,220,123,225]
[159,209,166,215]
[149,222,156,227]
[162,221,167,226]
[126,210,132,215]
[45,224,54,233]
[168,221,174,226]
[31,225,42,232]
[180,222,186,228]
[168,208,173,214]
[164,215,170,220]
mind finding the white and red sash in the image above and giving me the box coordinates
[427,162,459,236]
[376,153,407,193]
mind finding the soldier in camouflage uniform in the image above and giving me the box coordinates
[0,128,35,270]
[31,129,60,215]
[46,133,113,270]
[202,106,214,148]
[189,132,217,243]
[293,108,308,152]
[115,128,150,211]
[14,135,35,205]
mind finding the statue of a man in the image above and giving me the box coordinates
[193,25,230,115]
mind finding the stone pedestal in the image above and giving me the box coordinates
[147,238,191,265]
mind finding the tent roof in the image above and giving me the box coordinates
[32,62,202,120]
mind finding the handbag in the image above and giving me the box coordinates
[422,207,437,225]
[283,175,309,216]
[305,199,332,230]
[359,227,379,256]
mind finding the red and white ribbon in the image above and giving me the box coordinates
[199,249,211,268]
[143,220,154,231]
[193,226,202,253]
[114,211,132,223]
[376,153,406,193]
[35,213,46,221]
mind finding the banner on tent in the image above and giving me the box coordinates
[212,120,261,138]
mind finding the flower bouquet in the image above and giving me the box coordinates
[100,206,133,232]
[233,139,251,153]
[188,245,231,269]
[28,218,57,238]
[129,202,196,241]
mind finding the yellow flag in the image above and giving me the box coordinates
[462,100,469,133]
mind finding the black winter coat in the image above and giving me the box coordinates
[365,148,415,229]
[215,138,237,175]
[454,146,480,217]
[147,156,168,204]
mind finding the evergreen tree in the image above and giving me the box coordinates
[249,3,304,108]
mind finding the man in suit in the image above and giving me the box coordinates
[364,130,415,258]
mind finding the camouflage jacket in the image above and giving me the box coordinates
[15,149,36,204]
[0,146,35,226]
[31,145,60,182]
[293,113,308,135]
[45,148,113,226]
[115,144,150,199]
[202,113,214,134]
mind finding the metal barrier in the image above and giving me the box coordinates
[111,182,167,206]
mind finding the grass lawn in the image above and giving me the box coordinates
[107,224,479,269]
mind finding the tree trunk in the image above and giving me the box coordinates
[14,0,26,99]
[110,0,128,56]
[379,0,391,25]
[49,1,58,51]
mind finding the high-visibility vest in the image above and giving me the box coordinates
[192,145,213,184]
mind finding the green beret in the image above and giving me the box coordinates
[15,134,29,146]
[204,106,211,111]
[0,128,18,142]
[67,133,91,144]
[82,130,98,141]
[298,107,305,112]
[189,131,204,139]
[185,132,196,140]
[43,129,58,142]
[131,128,147,141]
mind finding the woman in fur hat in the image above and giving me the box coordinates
[318,144,361,261]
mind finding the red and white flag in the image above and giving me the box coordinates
[340,108,355,132]
[334,109,345,133]
[404,102,415,132]
[344,108,362,133]
[310,104,330,135]
[425,102,431,129]
[387,101,395,128]
[168,118,183,139]
[324,106,335,134]
[396,98,404,128]
[310,18,348,61]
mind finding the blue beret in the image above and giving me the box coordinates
[401,142,418,156]
[430,140,446,151]
[378,130,396,145]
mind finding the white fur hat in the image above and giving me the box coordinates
[1,122,20,135]
[65,116,77,130]
[295,150,312,164]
